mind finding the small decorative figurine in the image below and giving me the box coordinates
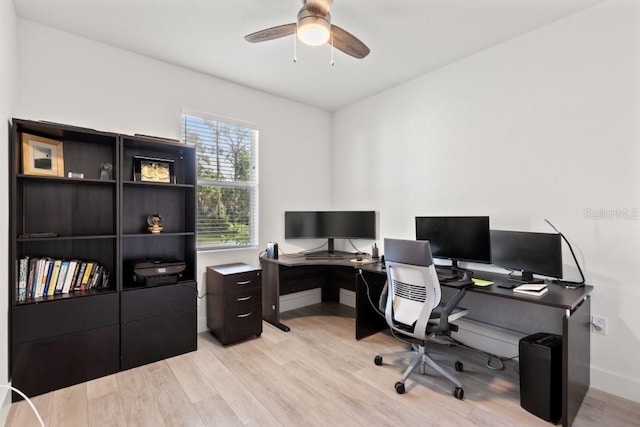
[100,162,113,180]
[147,214,163,233]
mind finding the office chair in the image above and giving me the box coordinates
[374,238,470,399]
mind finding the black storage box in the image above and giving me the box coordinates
[519,332,562,423]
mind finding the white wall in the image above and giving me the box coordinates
[332,0,640,402]
[0,0,17,419]
[13,20,333,333]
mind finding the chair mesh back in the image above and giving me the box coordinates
[387,263,439,333]
[394,280,427,303]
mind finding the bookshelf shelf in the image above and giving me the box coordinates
[123,232,195,238]
[18,174,116,185]
[123,180,194,189]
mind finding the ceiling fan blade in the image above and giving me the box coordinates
[331,25,370,59]
[303,0,333,15]
[245,23,297,43]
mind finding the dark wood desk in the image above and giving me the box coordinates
[261,255,592,427]
[260,254,371,332]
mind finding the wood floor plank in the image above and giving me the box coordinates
[5,302,639,427]
[142,360,204,426]
[166,352,218,404]
[194,336,271,424]
[86,374,119,400]
[87,391,127,427]
[49,383,88,427]
[193,394,243,427]
[115,366,167,427]
[5,392,54,427]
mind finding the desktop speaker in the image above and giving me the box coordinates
[519,332,562,423]
[266,242,278,259]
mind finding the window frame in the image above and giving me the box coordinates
[181,111,259,251]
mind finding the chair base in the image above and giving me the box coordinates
[375,343,465,399]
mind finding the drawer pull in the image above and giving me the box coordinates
[237,296,252,302]
[237,312,252,318]
[236,280,251,285]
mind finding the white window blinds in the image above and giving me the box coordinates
[181,113,259,250]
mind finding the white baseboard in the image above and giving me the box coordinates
[591,366,640,403]
[280,288,322,312]
[339,289,356,308]
[451,318,526,359]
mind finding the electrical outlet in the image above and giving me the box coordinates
[591,316,607,335]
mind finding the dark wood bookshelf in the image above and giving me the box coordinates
[9,119,197,400]
[119,134,197,369]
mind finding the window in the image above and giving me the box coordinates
[182,113,259,250]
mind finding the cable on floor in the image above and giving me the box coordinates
[1,384,45,427]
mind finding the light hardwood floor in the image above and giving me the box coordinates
[6,303,640,426]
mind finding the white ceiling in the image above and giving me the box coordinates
[13,0,603,111]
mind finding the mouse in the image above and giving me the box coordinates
[460,271,473,281]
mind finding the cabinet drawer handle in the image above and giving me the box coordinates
[236,280,251,285]
[237,296,252,302]
[237,312,252,318]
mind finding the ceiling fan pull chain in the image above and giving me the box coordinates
[293,23,298,63]
[330,32,335,66]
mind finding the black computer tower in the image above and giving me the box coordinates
[519,333,562,423]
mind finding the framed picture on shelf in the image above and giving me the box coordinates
[22,133,64,177]
[133,156,175,183]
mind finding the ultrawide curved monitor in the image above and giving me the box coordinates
[285,211,376,239]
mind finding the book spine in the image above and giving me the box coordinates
[33,259,44,299]
[90,265,103,289]
[37,260,52,298]
[54,261,70,295]
[42,261,55,297]
[26,258,38,302]
[80,262,94,291]
[47,260,62,296]
[62,261,78,294]
[74,262,87,291]
[18,257,29,303]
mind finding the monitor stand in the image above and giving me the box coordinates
[435,260,468,281]
[515,271,545,284]
[305,238,350,259]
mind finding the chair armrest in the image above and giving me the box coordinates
[435,286,469,332]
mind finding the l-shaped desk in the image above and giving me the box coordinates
[260,254,592,427]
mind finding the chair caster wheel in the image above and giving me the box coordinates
[374,355,383,366]
[395,382,405,394]
[453,386,464,400]
[455,361,463,372]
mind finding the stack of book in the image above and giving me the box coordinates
[16,256,110,303]
[513,283,548,296]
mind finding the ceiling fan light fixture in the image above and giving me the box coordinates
[297,14,331,46]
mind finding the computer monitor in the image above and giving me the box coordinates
[415,216,491,268]
[285,211,376,255]
[490,230,563,282]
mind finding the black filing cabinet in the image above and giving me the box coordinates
[206,263,262,345]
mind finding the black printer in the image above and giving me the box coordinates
[125,259,186,287]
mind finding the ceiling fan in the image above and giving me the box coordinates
[244,0,370,59]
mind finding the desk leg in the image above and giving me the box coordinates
[261,260,290,332]
[562,296,590,427]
